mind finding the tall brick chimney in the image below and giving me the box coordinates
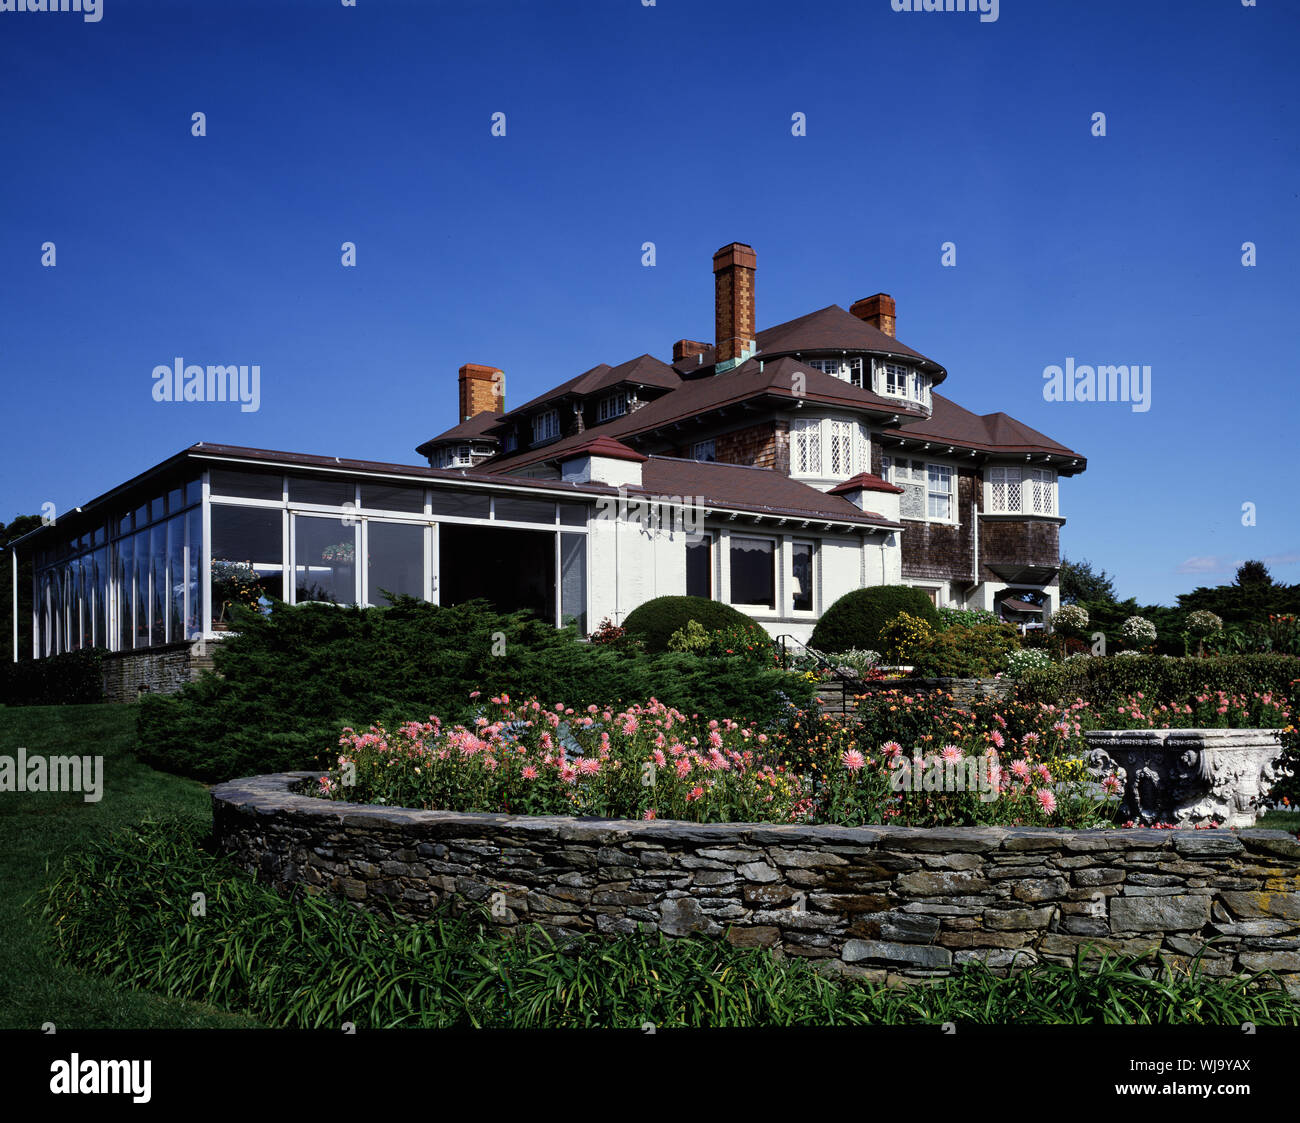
[458,363,504,422]
[850,293,896,338]
[712,242,757,369]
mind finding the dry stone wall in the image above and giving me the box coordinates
[212,772,1300,992]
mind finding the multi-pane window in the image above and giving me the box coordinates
[532,409,559,443]
[806,357,864,387]
[877,362,928,404]
[792,417,822,475]
[692,439,716,462]
[884,456,954,522]
[792,417,861,478]
[502,432,517,453]
[597,391,627,422]
[927,465,953,520]
[827,419,854,476]
[987,466,1055,515]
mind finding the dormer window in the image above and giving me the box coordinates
[532,409,559,444]
[597,390,628,422]
[806,357,864,388]
[503,431,517,453]
[692,439,716,462]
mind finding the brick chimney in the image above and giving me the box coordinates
[458,363,504,422]
[672,339,712,364]
[850,294,896,338]
[712,242,757,369]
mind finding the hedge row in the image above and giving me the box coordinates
[1013,653,1300,711]
[0,649,104,706]
[136,597,816,782]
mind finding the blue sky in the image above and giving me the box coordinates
[1,0,1296,605]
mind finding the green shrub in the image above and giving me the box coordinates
[1013,653,1300,712]
[136,597,812,782]
[0,649,104,706]
[909,622,1021,678]
[878,612,935,664]
[622,596,766,654]
[936,606,998,630]
[810,586,942,654]
[1004,647,1053,679]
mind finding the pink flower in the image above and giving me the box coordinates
[989,730,1005,749]
[642,809,656,820]
[941,745,963,763]
[841,749,866,772]
[651,749,666,768]
[708,730,723,749]
[881,741,903,758]
[521,765,538,781]
[675,759,691,779]
[686,785,705,803]
[1102,774,1121,794]
[1011,760,1031,781]
[560,764,577,783]
[1036,788,1057,815]
[1035,764,1052,784]
[577,757,601,775]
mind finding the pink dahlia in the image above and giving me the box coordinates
[841,749,866,772]
[1036,788,1057,814]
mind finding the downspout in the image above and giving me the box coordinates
[11,545,17,663]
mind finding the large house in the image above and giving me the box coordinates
[12,242,1084,686]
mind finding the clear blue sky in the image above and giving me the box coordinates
[1,0,1296,606]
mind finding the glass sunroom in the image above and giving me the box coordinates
[17,444,592,659]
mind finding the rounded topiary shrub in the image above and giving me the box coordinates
[622,596,767,654]
[810,585,942,655]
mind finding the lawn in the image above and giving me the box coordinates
[0,703,263,1029]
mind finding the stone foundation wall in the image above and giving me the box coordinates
[100,642,215,702]
[212,772,1300,992]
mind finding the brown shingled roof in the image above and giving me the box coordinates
[415,409,501,452]
[635,457,900,529]
[756,305,947,383]
[473,355,928,475]
[882,393,1087,471]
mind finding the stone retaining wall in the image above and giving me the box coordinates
[818,676,1012,716]
[100,642,215,702]
[212,772,1300,992]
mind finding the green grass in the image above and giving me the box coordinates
[39,817,1300,1028]
[0,703,263,1029]
[1257,810,1300,831]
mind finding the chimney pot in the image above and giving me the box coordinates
[850,293,896,338]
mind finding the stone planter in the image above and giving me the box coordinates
[1085,728,1287,828]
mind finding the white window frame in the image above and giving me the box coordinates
[986,465,1056,516]
[597,391,628,423]
[789,538,817,615]
[532,409,560,444]
[726,532,778,611]
[806,356,864,388]
[883,454,958,524]
[790,416,866,480]
[927,464,954,521]
[874,360,930,406]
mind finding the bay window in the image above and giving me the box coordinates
[791,416,865,479]
[986,466,1056,515]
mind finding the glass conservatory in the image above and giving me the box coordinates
[18,445,591,659]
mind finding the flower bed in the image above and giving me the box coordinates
[314,693,1114,829]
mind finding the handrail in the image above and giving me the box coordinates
[772,634,860,689]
